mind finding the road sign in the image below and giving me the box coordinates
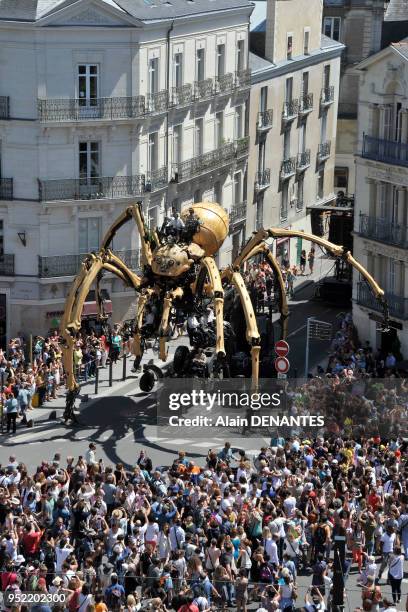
[277,372,287,379]
[275,356,289,374]
[275,339,289,357]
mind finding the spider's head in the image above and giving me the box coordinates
[151,244,195,277]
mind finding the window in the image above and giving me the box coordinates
[324,65,331,90]
[217,44,225,78]
[0,220,4,257]
[258,140,266,173]
[173,125,182,165]
[78,65,98,105]
[317,168,324,199]
[174,53,183,88]
[323,17,341,41]
[79,142,100,181]
[196,48,205,82]
[234,172,241,204]
[148,58,159,94]
[214,181,222,205]
[171,198,180,213]
[302,72,309,96]
[235,106,243,139]
[237,39,245,72]
[304,29,310,55]
[79,217,101,253]
[148,132,158,171]
[283,129,291,159]
[285,77,293,103]
[194,189,202,203]
[320,109,327,143]
[256,196,264,229]
[260,86,268,113]
[287,34,293,60]
[281,183,288,220]
[297,176,304,209]
[334,167,348,190]
[195,119,203,156]
[148,206,158,230]
[299,122,306,153]
[215,112,224,148]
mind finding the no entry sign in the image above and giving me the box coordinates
[274,356,290,374]
[275,340,289,357]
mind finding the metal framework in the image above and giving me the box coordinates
[61,202,388,392]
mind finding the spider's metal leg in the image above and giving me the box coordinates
[200,257,225,356]
[224,268,261,386]
[133,288,155,358]
[159,287,183,361]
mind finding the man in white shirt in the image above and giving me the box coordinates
[169,519,185,552]
[378,527,396,582]
[85,443,98,466]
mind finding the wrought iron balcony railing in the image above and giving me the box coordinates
[255,169,271,192]
[357,282,408,320]
[235,136,249,158]
[171,84,193,107]
[38,249,141,278]
[229,201,247,225]
[173,142,236,183]
[282,99,299,122]
[280,157,297,179]
[0,255,14,276]
[297,149,311,172]
[0,97,10,119]
[362,134,408,167]
[38,97,145,122]
[359,213,408,248]
[194,78,214,101]
[321,86,335,106]
[280,204,288,221]
[299,92,313,115]
[317,141,331,161]
[0,178,13,200]
[257,109,273,132]
[215,73,235,95]
[146,90,168,114]
[296,199,304,211]
[38,175,145,202]
[235,68,251,89]
[145,167,168,192]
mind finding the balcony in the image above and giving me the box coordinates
[145,167,168,192]
[171,84,193,107]
[235,68,251,90]
[280,157,297,180]
[317,141,331,162]
[296,149,311,172]
[0,255,14,276]
[38,249,141,278]
[38,97,145,122]
[257,109,273,133]
[321,86,335,107]
[362,134,408,168]
[215,73,235,96]
[146,90,168,114]
[173,142,236,183]
[282,99,299,123]
[255,169,271,192]
[0,97,10,119]
[235,136,249,158]
[359,213,408,248]
[357,282,408,320]
[194,78,214,102]
[38,175,145,202]
[229,201,247,226]
[299,93,313,116]
[0,178,13,200]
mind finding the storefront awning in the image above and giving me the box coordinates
[82,300,112,318]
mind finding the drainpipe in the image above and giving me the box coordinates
[165,20,174,215]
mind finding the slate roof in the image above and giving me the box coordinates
[0,0,253,22]
[385,0,408,22]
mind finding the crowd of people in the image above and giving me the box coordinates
[0,426,408,612]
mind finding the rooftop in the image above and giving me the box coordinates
[385,0,408,21]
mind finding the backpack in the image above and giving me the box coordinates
[314,526,326,547]
[106,586,123,609]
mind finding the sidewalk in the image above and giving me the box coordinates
[292,254,336,298]
[20,335,190,425]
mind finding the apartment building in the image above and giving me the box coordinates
[322,0,387,197]
[0,0,253,340]
[247,0,343,267]
[353,39,408,357]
